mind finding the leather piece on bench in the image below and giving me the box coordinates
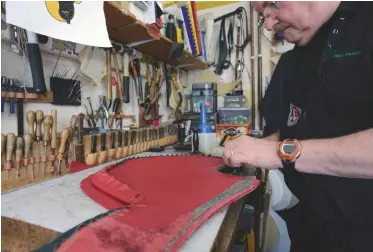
[56,155,260,252]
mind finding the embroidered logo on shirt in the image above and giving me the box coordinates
[331,50,361,58]
[287,103,302,127]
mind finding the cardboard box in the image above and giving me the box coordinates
[216,124,252,145]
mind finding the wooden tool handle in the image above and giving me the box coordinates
[51,109,57,149]
[26,111,35,139]
[106,50,112,100]
[6,133,15,162]
[35,110,44,140]
[70,115,78,140]
[112,48,123,100]
[58,128,70,154]
[1,134,5,155]
[15,136,24,162]
[24,133,33,158]
[43,115,53,143]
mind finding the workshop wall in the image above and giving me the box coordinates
[186,2,274,130]
[1,42,174,134]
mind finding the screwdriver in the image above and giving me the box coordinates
[15,136,24,179]
[6,133,15,176]
[8,79,15,114]
[23,133,33,179]
[57,128,69,176]
[1,76,6,113]
[41,115,53,175]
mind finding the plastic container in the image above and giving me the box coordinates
[191,83,217,113]
[218,108,250,125]
[198,133,217,154]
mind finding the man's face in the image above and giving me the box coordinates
[252,2,315,46]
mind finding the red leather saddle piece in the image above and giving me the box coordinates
[58,155,260,252]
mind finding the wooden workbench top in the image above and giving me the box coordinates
[1,150,228,252]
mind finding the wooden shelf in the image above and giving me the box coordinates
[104,2,208,71]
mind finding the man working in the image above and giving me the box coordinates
[223,2,373,252]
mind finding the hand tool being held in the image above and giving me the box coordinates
[23,133,33,179]
[41,115,53,175]
[15,136,24,179]
[26,110,36,139]
[57,128,69,176]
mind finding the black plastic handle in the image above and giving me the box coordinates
[118,131,123,146]
[110,132,115,149]
[123,76,130,103]
[124,131,128,146]
[27,43,47,94]
[100,133,106,151]
[91,135,97,153]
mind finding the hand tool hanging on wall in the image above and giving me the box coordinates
[122,51,131,103]
[1,76,6,113]
[129,59,142,105]
[57,128,69,176]
[112,47,123,104]
[16,81,25,135]
[109,98,121,129]
[15,136,23,179]
[106,49,113,108]
[41,115,53,175]
[170,68,183,121]
[8,79,15,114]
[83,104,94,128]
[26,30,47,94]
[23,133,32,179]
[6,133,15,173]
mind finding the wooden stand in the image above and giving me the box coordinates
[1,136,68,192]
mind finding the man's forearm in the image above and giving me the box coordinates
[296,128,373,179]
[265,132,279,141]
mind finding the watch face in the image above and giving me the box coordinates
[283,144,296,154]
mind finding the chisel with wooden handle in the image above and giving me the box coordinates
[57,128,69,176]
[1,134,5,170]
[6,133,15,174]
[15,136,23,179]
[23,133,32,179]
[26,111,35,139]
[51,109,57,154]
[42,115,53,175]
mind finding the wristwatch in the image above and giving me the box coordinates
[278,139,302,168]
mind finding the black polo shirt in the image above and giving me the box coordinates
[271,2,373,251]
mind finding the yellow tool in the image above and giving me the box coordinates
[15,136,24,179]
[57,128,69,176]
[42,115,53,175]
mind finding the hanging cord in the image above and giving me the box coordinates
[233,7,250,50]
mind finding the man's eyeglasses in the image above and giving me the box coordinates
[257,1,280,27]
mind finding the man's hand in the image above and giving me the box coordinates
[223,135,282,169]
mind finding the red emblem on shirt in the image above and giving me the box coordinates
[287,103,302,127]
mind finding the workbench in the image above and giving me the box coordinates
[1,150,252,251]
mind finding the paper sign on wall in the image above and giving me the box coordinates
[5,1,111,48]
